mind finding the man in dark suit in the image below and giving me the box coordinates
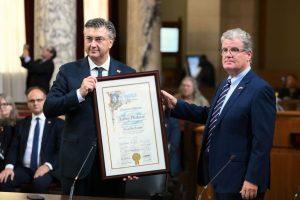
[0,87,64,193]
[162,28,276,200]
[20,45,56,93]
[43,18,135,197]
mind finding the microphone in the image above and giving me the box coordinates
[69,142,96,200]
[197,155,236,200]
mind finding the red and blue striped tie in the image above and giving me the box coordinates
[205,79,231,152]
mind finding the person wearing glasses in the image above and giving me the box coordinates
[43,18,135,197]
[0,94,17,170]
[0,87,64,193]
[161,28,276,199]
[20,45,56,93]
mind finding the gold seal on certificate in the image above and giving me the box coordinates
[132,153,141,166]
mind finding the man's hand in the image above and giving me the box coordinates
[0,168,14,183]
[22,44,30,57]
[122,176,139,181]
[240,180,258,199]
[34,164,50,179]
[79,76,97,97]
[161,90,177,109]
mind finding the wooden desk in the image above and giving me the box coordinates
[194,125,214,200]
[265,111,300,200]
[278,99,300,111]
[0,192,139,200]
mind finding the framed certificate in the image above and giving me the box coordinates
[93,70,169,179]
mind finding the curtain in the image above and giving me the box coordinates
[0,0,26,102]
[84,0,108,23]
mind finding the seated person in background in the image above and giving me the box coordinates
[0,87,64,193]
[0,94,17,170]
[168,77,209,199]
[20,44,56,93]
[176,76,209,106]
[168,77,209,173]
[279,74,300,99]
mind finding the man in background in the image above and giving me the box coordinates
[0,87,64,193]
[20,45,56,93]
[197,54,216,89]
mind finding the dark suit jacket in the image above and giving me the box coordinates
[171,70,276,193]
[20,57,55,93]
[43,57,136,179]
[5,116,64,171]
[0,125,14,170]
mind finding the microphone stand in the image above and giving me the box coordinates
[197,155,236,200]
[69,143,96,200]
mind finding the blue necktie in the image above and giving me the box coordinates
[97,67,104,77]
[30,117,40,171]
[205,79,231,152]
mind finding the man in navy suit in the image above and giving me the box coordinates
[162,28,276,199]
[43,18,135,197]
[0,87,64,193]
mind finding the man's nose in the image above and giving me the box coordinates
[90,40,98,47]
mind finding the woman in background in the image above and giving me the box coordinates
[166,76,209,199]
[176,76,209,106]
[0,94,17,170]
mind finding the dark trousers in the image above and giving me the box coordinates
[1,166,53,193]
[61,157,124,197]
[215,192,265,200]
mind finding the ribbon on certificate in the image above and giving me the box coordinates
[132,153,141,166]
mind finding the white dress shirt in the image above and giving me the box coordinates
[6,113,53,170]
[76,56,111,102]
[220,66,251,113]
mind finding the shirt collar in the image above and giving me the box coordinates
[32,113,46,121]
[88,56,110,72]
[228,66,251,86]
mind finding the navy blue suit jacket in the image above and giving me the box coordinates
[171,70,276,193]
[6,116,64,171]
[43,57,136,179]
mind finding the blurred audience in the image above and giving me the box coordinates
[279,74,300,100]
[166,77,209,199]
[0,87,64,193]
[0,94,16,170]
[20,44,56,93]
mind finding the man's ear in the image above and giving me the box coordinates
[109,39,114,49]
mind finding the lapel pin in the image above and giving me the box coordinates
[117,69,121,73]
[238,86,244,90]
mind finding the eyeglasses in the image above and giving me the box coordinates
[28,98,44,104]
[220,47,246,56]
[85,36,110,43]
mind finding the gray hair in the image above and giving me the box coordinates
[0,94,17,125]
[84,18,116,41]
[176,76,209,106]
[221,28,252,51]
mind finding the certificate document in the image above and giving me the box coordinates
[94,71,168,179]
